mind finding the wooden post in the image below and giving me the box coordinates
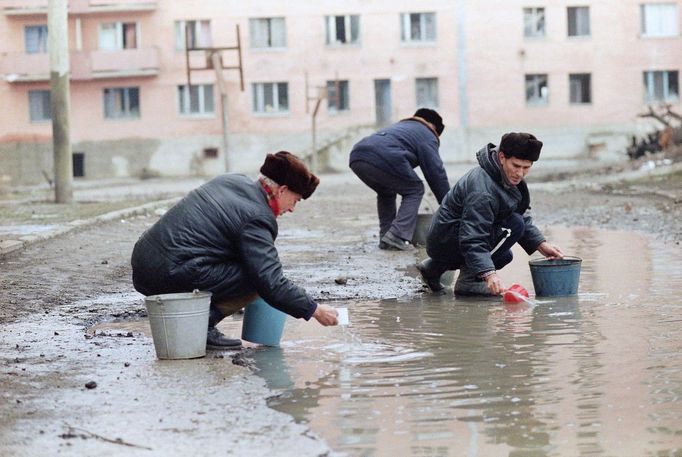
[211,51,230,172]
[48,0,73,203]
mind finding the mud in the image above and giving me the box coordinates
[0,161,680,455]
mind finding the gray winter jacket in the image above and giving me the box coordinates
[349,118,450,203]
[131,174,317,320]
[426,144,546,275]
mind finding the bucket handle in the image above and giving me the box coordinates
[529,255,582,263]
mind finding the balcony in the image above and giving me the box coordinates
[0,47,160,82]
[3,0,157,16]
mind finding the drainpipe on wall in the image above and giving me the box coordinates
[456,0,470,157]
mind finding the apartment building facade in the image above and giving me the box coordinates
[0,0,680,184]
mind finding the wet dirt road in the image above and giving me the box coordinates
[0,166,680,456]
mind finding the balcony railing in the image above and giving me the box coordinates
[3,0,157,16]
[0,47,160,82]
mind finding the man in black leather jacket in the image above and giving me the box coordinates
[349,108,450,251]
[417,132,563,296]
[131,151,339,349]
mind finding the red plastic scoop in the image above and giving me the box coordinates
[503,284,530,304]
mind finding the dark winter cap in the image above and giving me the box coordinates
[499,132,543,162]
[414,108,445,136]
[260,151,320,199]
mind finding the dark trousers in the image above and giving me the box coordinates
[427,212,526,277]
[350,161,425,241]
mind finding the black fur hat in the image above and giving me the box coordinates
[499,132,543,161]
[260,151,320,199]
[414,108,444,136]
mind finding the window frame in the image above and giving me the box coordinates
[28,89,51,122]
[415,77,439,108]
[103,87,141,119]
[174,20,212,51]
[326,80,350,112]
[567,6,591,37]
[249,17,287,49]
[400,12,436,44]
[24,24,48,54]
[640,3,679,37]
[252,82,289,115]
[569,73,592,104]
[643,70,680,102]
[523,7,546,38]
[176,84,216,118]
[525,74,549,106]
[98,21,139,50]
[177,84,215,117]
[325,14,360,46]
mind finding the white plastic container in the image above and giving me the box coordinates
[145,290,212,359]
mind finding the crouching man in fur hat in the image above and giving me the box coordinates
[417,133,564,297]
[131,151,339,349]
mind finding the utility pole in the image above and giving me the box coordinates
[48,0,73,203]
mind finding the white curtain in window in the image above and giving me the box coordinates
[270,18,286,47]
[25,25,48,53]
[642,3,678,36]
[99,23,119,50]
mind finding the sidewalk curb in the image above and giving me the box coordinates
[0,197,180,259]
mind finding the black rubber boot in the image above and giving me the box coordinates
[454,267,496,297]
[416,259,446,293]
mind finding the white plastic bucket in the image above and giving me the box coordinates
[144,290,212,359]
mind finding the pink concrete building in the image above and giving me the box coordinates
[0,0,680,184]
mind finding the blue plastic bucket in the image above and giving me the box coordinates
[241,298,287,347]
[529,256,582,297]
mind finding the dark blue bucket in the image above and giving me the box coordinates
[529,256,582,297]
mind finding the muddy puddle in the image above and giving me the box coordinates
[91,226,682,456]
[258,226,682,456]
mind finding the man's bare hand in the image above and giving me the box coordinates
[485,272,505,295]
[312,304,339,326]
[537,242,564,260]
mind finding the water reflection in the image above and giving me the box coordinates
[257,227,682,456]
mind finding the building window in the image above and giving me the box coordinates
[567,7,590,37]
[99,22,138,50]
[104,87,140,119]
[523,7,546,37]
[416,77,439,108]
[28,90,51,122]
[400,12,436,43]
[325,15,360,45]
[252,82,289,114]
[326,80,350,111]
[643,70,679,102]
[249,18,287,48]
[569,73,591,104]
[525,74,549,105]
[641,3,679,37]
[25,25,48,54]
[177,84,215,116]
[175,20,212,50]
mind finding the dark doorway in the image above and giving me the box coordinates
[72,152,85,178]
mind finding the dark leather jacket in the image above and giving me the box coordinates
[426,144,545,275]
[131,174,317,320]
